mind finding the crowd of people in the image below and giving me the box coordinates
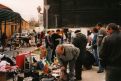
[86,23,121,81]
[0,22,121,81]
[32,22,121,81]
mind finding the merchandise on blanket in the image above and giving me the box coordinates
[0,54,16,66]
[36,61,44,70]
[51,65,70,81]
[40,73,56,81]
[9,65,18,72]
[29,68,56,81]
[0,65,10,72]
[53,57,59,65]
[0,53,5,60]
[31,71,46,81]
[31,59,44,71]
[51,65,61,79]
[24,69,32,77]
[2,56,15,66]
[0,60,10,67]
[52,70,60,78]
[58,66,69,81]
[24,77,33,81]
[0,54,18,72]
[41,77,56,81]
[40,57,50,74]
[51,63,61,70]
[0,65,18,72]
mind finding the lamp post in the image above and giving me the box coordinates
[55,14,58,28]
[37,6,43,26]
[37,6,41,25]
[37,6,44,31]
[44,5,50,34]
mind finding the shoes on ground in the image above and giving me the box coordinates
[97,69,104,73]
[93,63,98,66]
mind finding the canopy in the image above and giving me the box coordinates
[0,4,22,23]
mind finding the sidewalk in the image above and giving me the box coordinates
[82,66,105,81]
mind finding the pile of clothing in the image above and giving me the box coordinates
[0,53,17,72]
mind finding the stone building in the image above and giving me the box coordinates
[44,0,121,28]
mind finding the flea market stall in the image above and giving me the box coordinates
[15,46,62,81]
[0,45,63,81]
[0,53,18,81]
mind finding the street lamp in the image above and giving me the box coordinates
[44,5,50,34]
[37,6,44,31]
[37,6,43,25]
[54,14,58,28]
[37,6,41,25]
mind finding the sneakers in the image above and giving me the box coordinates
[97,69,104,73]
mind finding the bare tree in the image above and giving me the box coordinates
[29,17,39,28]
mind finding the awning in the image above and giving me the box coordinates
[0,9,22,23]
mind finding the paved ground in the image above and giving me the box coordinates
[8,67,105,81]
[1,47,105,81]
[7,67,105,81]
[82,66,105,81]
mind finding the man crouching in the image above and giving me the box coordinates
[56,44,80,81]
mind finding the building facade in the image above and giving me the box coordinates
[44,0,121,28]
[0,4,30,38]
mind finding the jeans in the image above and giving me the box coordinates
[97,46,104,70]
[93,48,99,65]
[46,47,52,64]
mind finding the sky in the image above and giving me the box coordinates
[0,0,44,21]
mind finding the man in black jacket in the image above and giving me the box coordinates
[51,29,62,62]
[45,31,53,64]
[100,23,121,81]
[72,30,87,81]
